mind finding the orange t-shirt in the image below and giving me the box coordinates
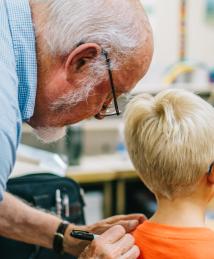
[132,220,214,259]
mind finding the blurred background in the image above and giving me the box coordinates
[13,0,214,224]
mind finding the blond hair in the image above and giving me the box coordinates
[124,89,214,199]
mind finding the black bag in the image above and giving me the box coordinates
[0,173,85,259]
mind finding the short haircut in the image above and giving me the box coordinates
[39,0,151,62]
[124,89,214,199]
[38,0,153,111]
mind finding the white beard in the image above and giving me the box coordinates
[33,126,66,143]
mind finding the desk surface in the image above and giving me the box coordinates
[11,152,214,225]
[66,154,138,183]
[11,153,138,183]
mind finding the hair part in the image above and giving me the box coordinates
[124,89,214,199]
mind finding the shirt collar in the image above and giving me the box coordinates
[6,0,37,121]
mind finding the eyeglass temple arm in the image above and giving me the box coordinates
[76,43,120,116]
[102,50,120,115]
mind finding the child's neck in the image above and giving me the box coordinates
[150,197,207,228]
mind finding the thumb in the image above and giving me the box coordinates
[118,219,140,233]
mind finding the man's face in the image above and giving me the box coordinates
[31,43,153,143]
[33,65,144,143]
[56,60,149,123]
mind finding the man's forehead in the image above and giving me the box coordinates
[114,63,144,93]
[115,44,153,93]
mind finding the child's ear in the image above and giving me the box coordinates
[207,162,214,184]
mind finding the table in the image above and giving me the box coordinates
[66,154,139,217]
[12,150,214,228]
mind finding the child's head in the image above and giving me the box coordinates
[124,89,214,200]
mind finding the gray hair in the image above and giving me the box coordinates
[34,0,151,110]
[36,0,149,60]
[51,57,107,111]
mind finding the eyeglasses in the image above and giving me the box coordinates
[76,42,121,117]
[99,49,121,117]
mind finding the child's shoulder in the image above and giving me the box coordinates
[132,220,214,241]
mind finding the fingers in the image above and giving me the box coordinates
[92,219,140,234]
[120,245,140,259]
[99,225,126,243]
[114,219,140,232]
[80,226,140,259]
[106,214,146,224]
[90,214,146,236]
[111,233,135,254]
[93,228,138,258]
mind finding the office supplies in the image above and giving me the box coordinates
[63,194,70,217]
[2,173,85,259]
[56,189,62,217]
[70,230,99,241]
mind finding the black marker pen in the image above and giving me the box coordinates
[70,230,99,241]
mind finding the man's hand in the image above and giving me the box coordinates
[0,193,144,258]
[64,214,146,256]
[78,225,140,259]
[88,214,146,234]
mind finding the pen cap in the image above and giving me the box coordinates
[70,230,95,241]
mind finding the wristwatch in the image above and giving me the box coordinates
[53,221,69,254]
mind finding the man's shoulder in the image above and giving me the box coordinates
[0,0,19,113]
[0,0,17,70]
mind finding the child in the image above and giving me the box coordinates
[124,89,214,259]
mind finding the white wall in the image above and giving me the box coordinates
[187,0,214,66]
[152,0,179,66]
[141,0,214,67]
[136,0,214,92]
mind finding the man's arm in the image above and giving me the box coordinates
[0,192,144,256]
[0,192,88,255]
[0,192,61,248]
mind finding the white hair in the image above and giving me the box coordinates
[36,0,149,61]
[33,0,151,110]
[51,56,107,111]
[33,126,66,143]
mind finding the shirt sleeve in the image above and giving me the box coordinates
[0,1,21,201]
[0,130,17,201]
[0,64,20,202]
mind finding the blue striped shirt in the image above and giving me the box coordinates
[0,0,37,201]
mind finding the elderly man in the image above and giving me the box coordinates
[0,0,153,258]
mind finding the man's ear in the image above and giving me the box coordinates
[64,43,101,82]
[207,162,214,184]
